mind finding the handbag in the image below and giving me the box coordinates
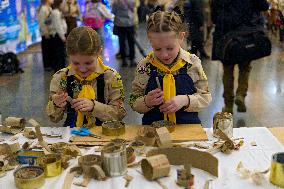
[217,30,271,65]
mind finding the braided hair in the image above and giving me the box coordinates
[66,26,101,56]
[146,10,188,37]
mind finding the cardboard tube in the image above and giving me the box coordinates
[141,154,170,180]
[4,117,25,128]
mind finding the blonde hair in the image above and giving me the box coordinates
[66,26,101,56]
[146,10,188,36]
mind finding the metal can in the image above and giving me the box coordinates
[37,154,62,177]
[101,142,127,177]
[270,152,284,188]
[213,112,233,138]
[14,166,45,189]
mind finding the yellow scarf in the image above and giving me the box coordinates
[68,57,109,127]
[147,52,187,124]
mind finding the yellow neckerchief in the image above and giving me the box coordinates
[68,57,110,127]
[147,52,187,124]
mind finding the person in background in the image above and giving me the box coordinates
[112,0,136,67]
[38,0,54,71]
[84,0,114,41]
[211,0,269,113]
[129,10,211,125]
[63,0,81,36]
[46,26,126,128]
[51,0,67,71]
[184,0,209,59]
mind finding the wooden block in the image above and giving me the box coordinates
[70,124,208,144]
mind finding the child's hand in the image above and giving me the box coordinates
[52,91,68,107]
[71,98,94,112]
[145,88,164,107]
[159,95,189,113]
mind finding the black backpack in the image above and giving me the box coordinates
[0,52,24,74]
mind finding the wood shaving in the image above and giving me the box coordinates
[250,141,257,146]
[236,161,267,185]
[123,174,133,187]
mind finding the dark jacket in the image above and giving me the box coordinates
[183,0,204,41]
[184,0,204,28]
[211,0,269,60]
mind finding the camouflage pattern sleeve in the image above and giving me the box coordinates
[185,55,212,112]
[46,69,67,123]
[91,69,126,121]
[129,59,153,113]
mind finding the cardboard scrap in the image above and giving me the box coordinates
[207,129,235,154]
[155,127,172,148]
[0,117,26,134]
[124,174,133,187]
[236,161,268,185]
[61,172,75,189]
[28,119,51,152]
[136,126,156,146]
[0,155,15,177]
[23,128,37,139]
[70,154,106,187]
[147,147,218,177]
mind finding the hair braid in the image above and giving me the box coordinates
[146,10,188,37]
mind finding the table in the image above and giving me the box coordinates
[0,127,283,189]
[269,127,284,145]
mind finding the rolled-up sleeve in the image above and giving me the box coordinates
[185,56,212,112]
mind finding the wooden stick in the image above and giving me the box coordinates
[156,77,161,89]
[61,172,75,189]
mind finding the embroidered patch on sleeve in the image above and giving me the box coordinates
[112,73,123,88]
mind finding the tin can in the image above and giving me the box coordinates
[37,154,62,177]
[101,143,127,177]
[270,152,284,188]
[213,112,233,138]
[17,150,44,165]
[14,166,45,189]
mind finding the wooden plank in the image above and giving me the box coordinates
[69,124,208,143]
[269,127,284,146]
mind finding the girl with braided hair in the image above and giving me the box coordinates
[129,10,211,125]
[46,26,126,128]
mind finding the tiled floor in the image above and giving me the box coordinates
[1,25,284,128]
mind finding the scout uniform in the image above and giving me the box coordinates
[129,48,211,125]
[46,57,126,128]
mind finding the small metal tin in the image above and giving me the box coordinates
[37,154,62,177]
[102,121,126,136]
[14,166,45,189]
[130,140,145,155]
[17,150,44,165]
[101,142,127,177]
[213,112,233,138]
[270,152,284,188]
